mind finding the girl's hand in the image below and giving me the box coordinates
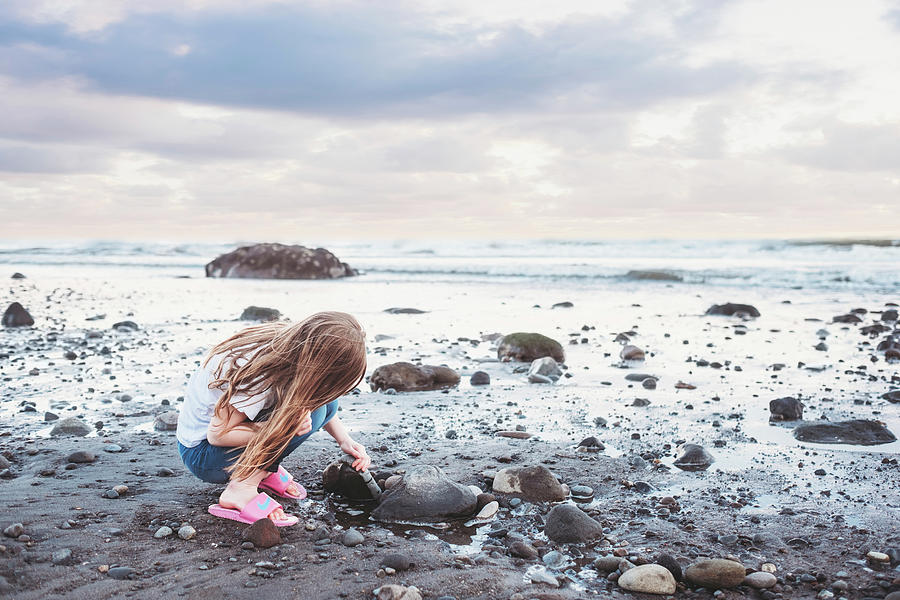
[295,412,312,437]
[339,438,371,471]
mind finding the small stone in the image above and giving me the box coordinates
[867,551,890,563]
[655,553,682,581]
[342,529,364,547]
[178,525,196,540]
[156,467,175,477]
[528,566,559,587]
[760,563,776,573]
[51,548,74,565]
[673,444,714,471]
[44,412,59,422]
[473,501,499,520]
[620,345,645,361]
[508,541,539,560]
[50,417,92,437]
[374,585,423,600]
[154,526,173,538]
[103,444,123,453]
[101,489,119,499]
[492,465,567,502]
[66,451,96,464]
[684,559,746,588]
[241,541,255,550]
[618,564,677,595]
[153,411,179,432]
[107,566,136,580]
[380,553,412,571]
[543,504,603,544]
[3,523,23,538]
[744,572,777,589]
[470,371,491,386]
[113,485,128,495]
[242,519,282,549]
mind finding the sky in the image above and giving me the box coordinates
[0,0,899,241]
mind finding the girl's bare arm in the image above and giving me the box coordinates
[207,403,261,447]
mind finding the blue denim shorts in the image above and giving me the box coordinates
[178,399,338,483]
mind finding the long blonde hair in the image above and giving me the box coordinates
[207,311,366,480]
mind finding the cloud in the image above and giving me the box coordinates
[781,119,900,172]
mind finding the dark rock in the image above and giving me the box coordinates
[66,451,96,464]
[625,373,655,381]
[492,466,567,501]
[656,553,683,581]
[323,460,378,500]
[111,320,139,331]
[469,371,490,386]
[883,391,900,403]
[673,444,714,471]
[153,411,179,431]
[508,540,539,559]
[620,345,645,361]
[642,378,657,390]
[577,436,604,450]
[444,429,457,439]
[475,493,496,511]
[205,243,355,279]
[242,518,282,548]
[497,332,565,363]
[50,417,92,437]
[44,412,59,422]
[51,548,73,565]
[239,306,281,321]
[543,504,603,544]
[371,465,477,522]
[625,270,683,282]
[551,301,574,308]
[705,303,761,317]
[769,397,804,421]
[793,419,896,445]
[108,567,136,580]
[883,309,899,321]
[156,467,175,477]
[384,307,427,314]
[380,553,413,571]
[832,313,862,324]
[2,302,34,327]
[342,529,364,546]
[369,362,460,392]
[11,272,25,279]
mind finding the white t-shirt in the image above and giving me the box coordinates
[176,352,274,448]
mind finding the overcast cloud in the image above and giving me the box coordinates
[1,0,898,240]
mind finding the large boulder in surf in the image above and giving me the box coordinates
[705,303,760,318]
[369,362,460,392]
[793,419,896,445]
[205,243,356,279]
[3,302,34,327]
[497,332,565,363]
[371,465,477,522]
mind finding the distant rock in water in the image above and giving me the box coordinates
[205,243,356,279]
[369,362,460,392]
[551,301,574,308]
[705,303,760,318]
[371,465,477,522]
[832,313,862,324]
[240,306,281,321]
[626,270,683,282]
[673,444,714,471]
[3,302,34,327]
[769,397,804,421]
[469,371,490,386]
[11,272,25,279]
[384,307,427,314]
[497,332,565,363]
[793,419,896,445]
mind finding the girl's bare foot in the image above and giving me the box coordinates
[219,478,292,522]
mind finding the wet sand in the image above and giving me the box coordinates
[1,272,899,599]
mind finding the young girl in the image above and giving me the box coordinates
[176,311,371,526]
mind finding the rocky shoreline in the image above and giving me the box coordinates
[1,271,899,599]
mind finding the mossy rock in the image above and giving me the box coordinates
[497,332,564,362]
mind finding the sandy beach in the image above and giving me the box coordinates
[1,241,898,599]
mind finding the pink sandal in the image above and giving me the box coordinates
[259,466,307,500]
[208,492,299,526]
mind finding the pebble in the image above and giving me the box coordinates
[380,553,412,571]
[108,566,136,580]
[3,523,24,538]
[761,563,777,573]
[508,541,539,560]
[542,550,568,569]
[867,551,889,563]
[527,566,559,587]
[684,558,746,588]
[113,485,128,494]
[342,529,364,547]
[241,541,255,550]
[570,485,594,502]
[66,451,96,464]
[154,526,173,539]
[103,444,123,453]
[617,564,677,595]
[374,585,423,600]
[474,501,498,520]
[156,467,175,477]
[744,571,777,589]
[177,525,196,540]
[51,548,73,565]
[594,556,623,572]
[102,489,119,499]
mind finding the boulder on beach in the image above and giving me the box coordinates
[50,417,92,437]
[673,444,714,471]
[369,362,460,392]
[371,465,477,522]
[469,371,490,386]
[769,397,804,421]
[153,411,179,432]
[625,270,683,282]
[205,243,356,279]
[239,306,281,321]
[527,357,561,384]
[497,332,565,363]
[705,303,761,318]
[2,302,34,327]
[684,559,746,588]
[793,419,896,445]
[323,460,379,500]
[384,307,427,314]
[491,466,567,502]
[543,504,603,543]
[11,272,26,279]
